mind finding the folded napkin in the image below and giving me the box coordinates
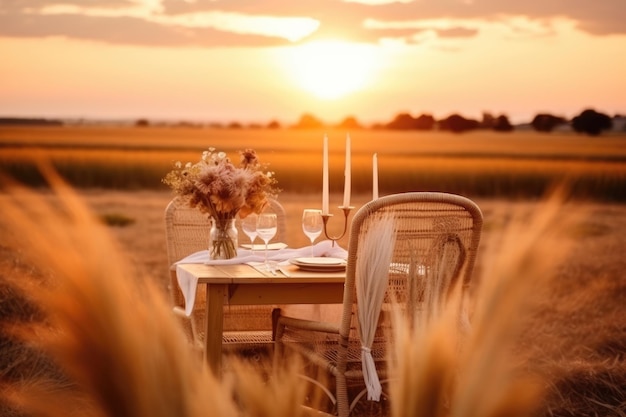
[175,240,347,316]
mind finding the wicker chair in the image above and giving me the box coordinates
[273,192,483,417]
[164,197,287,350]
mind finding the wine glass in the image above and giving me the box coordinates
[256,212,277,268]
[302,209,323,257]
[241,213,258,253]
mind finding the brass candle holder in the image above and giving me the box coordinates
[321,206,354,246]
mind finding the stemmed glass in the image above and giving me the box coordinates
[241,213,258,253]
[302,209,323,257]
[256,212,277,268]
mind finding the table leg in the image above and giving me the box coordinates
[204,283,226,375]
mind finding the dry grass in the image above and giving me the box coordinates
[0,171,310,417]
[0,173,625,415]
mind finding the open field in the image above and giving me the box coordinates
[1,188,625,416]
[1,126,625,416]
[1,125,626,201]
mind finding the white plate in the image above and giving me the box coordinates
[293,257,345,265]
[241,242,287,251]
[289,257,347,272]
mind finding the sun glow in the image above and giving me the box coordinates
[286,40,379,100]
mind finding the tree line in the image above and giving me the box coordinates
[291,108,622,136]
[1,108,623,136]
[162,108,622,136]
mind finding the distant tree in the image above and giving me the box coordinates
[571,109,613,136]
[414,114,436,130]
[438,114,479,133]
[531,113,566,132]
[615,115,626,132]
[385,112,416,130]
[228,121,242,129]
[337,116,362,130]
[386,112,435,130]
[493,115,514,132]
[293,113,325,129]
[480,112,496,129]
[267,120,281,129]
[135,118,150,127]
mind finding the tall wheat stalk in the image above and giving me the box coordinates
[388,188,575,417]
[0,165,307,417]
[1,164,578,417]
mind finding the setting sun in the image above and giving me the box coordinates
[285,40,379,100]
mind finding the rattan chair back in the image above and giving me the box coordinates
[164,196,287,346]
[274,192,483,417]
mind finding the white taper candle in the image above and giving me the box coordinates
[373,153,378,200]
[343,133,351,208]
[322,135,329,215]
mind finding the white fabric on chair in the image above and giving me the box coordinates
[355,213,397,401]
[175,240,347,316]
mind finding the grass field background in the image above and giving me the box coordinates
[1,125,625,201]
[1,126,625,416]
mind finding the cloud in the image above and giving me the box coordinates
[0,0,624,48]
[0,12,298,47]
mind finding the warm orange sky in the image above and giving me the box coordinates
[1,0,625,125]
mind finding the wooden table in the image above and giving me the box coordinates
[175,263,345,373]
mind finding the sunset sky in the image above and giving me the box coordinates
[1,0,625,125]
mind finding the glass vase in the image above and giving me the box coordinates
[209,217,238,260]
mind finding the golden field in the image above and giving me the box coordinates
[1,125,625,416]
[1,125,625,200]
